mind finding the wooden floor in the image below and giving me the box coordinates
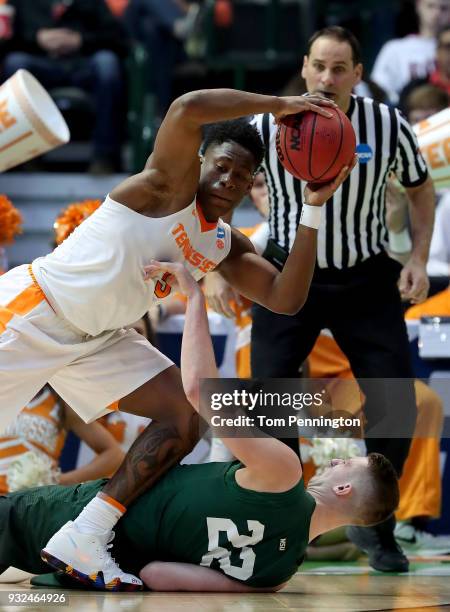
[1,568,450,612]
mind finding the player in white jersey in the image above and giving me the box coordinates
[0,88,354,590]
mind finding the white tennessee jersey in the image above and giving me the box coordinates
[33,195,231,336]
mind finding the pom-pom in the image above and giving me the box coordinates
[301,438,362,474]
[54,199,101,245]
[7,451,60,492]
[0,195,23,245]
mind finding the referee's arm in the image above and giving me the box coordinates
[395,112,435,304]
[399,177,435,304]
[403,177,435,296]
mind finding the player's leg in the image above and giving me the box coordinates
[44,331,197,590]
[251,291,324,455]
[0,350,50,431]
[330,270,414,572]
[49,328,198,504]
[394,381,450,554]
[396,380,443,522]
[5,480,107,578]
[103,365,198,505]
[331,281,416,476]
[0,265,66,429]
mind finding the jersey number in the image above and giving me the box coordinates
[154,272,172,298]
[200,517,265,580]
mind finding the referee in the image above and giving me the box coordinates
[205,26,435,573]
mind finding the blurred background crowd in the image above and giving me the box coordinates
[1,0,449,174]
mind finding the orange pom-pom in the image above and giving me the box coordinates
[54,199,102,245]
[0,195,23,245]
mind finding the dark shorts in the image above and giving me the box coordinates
[0,496,15,573]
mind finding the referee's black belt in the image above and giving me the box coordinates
[262,239,398,287]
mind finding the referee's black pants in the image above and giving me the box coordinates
[251,251,416,477]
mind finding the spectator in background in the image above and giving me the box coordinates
[371,0,450,104]
[399,25,450,110]
[1,0,130,174]
[124,0,199,119]
[427,24,450,95]
[403,82,449,123]
[427,192,450,278]
[386,84,449,288]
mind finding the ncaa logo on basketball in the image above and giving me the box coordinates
[356,143,373,164]
[289,116,302,152]
[217,227,225,240]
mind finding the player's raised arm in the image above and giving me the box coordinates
[144,261,302,490]
[111,90,336,212]
[143,260,219,397]
[148,90,335,179]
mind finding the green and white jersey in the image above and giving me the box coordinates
[0,461,315,588]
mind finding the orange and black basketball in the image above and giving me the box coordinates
[276,107,356,183]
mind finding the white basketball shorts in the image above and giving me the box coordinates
[0,265,173,425]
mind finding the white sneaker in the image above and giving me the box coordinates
[41,521,143,591]
[395,521,450,557]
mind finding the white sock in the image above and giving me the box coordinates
[73,494,125,535]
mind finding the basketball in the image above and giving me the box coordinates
[276,107,356,183]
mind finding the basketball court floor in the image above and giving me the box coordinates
[1,559,449,612]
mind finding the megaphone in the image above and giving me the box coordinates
[414,107,450,189]
[0,69,70,172]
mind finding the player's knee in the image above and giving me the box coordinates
[139,562,163,590]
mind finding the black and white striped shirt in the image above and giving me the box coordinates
[252,95,428,269]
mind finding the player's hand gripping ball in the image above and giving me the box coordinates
[276,107,356,183]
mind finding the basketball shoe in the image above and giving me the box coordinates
[346,515,409,572]
[394,521,450,556]
[41,521,143,591]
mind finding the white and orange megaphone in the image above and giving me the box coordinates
[0,69,69,172]
[414,107,450,190]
